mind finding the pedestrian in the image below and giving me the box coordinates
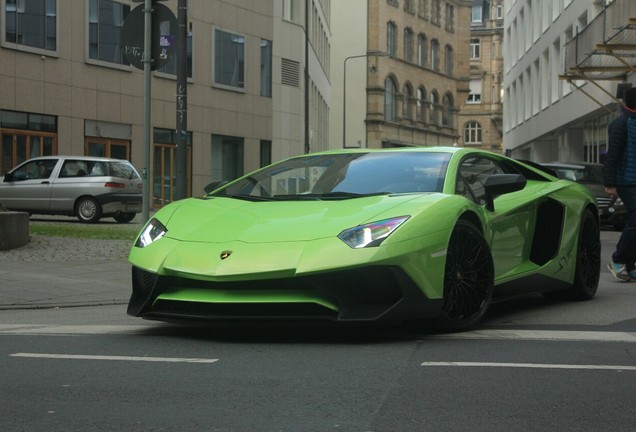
[604,86,636,281]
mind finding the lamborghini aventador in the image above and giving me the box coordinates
[127,147,601,331]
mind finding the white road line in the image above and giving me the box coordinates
[431,329,636,343]
[10,353,218,364]
[421,361,636,371]
[0,325,155,335]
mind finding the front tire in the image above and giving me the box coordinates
[437,220,494,332]
[569,209,601,300]
[76,197,102,223]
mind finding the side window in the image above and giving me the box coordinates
[457,157,504,205]
[11,160,57,181]
[60,160,89,178]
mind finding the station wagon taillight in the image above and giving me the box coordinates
[105,182,125,188]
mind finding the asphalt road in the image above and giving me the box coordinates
[0,226,635,431]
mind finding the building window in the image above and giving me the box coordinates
[214,29,245,89]
[417,33,427,67]
[470,38,480,59]
[88,0,130,65]
[442,93,453,127]
[430,91,439,125]
[496,4,503,19]
[384,77,398,122]
[403,83,414,120]
[404,0,416,14]
[464,121,482,144]
[404,28,413,62]
[444,45,453,76]
[472,5,483,23]
[1,110,57,175]
[387,21,396,56]
[85,137,130,160]
[153,128,192,207]
[468,79,482,103]
[4,0,57,52]
[431,39,440,71]
[431,0,441,25]
[211,135,244,182]
[417,87,427,122]
[282,0,295,21]
[260,140,272,168]
[418,0,429,20]
[260,39,272,97]
[157,24,193,78]
[445,3,454,32]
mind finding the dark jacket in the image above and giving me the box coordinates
[604,106,636,187]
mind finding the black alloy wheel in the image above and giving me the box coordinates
[438,219,494,332]
[570,209,601,300]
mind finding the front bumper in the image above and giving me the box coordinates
[127,265,442,323]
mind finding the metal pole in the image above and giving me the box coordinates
[175,0,188,200]
[342,52,388,148]
[142,0,153,223]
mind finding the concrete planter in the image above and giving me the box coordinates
[0,211,29,251]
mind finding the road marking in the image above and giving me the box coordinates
[10,353,218,364]
[431,329,636,343]
[0,324,155,335]
[421,361,636,371]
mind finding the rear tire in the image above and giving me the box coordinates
[436,220,494,332]
[544,209,600,301]
[76,197,102,223]
[113,212,136,223]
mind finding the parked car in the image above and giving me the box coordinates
[127,147,601,332]
[0,156,142,223]
[540,162,625,230]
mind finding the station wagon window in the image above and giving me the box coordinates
[457,156,504,205]
[10,158,57,181]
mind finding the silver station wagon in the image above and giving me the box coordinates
[0,156,143,223]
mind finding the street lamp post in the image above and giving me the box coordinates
[342,51,388,148]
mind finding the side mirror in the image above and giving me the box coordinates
[204,180,228,194]
[3,172,14,182]
[484,174,527,211]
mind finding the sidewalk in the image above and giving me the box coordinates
[0,219,138,310]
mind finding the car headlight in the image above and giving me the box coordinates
[135,218,168,248]
[338,216,410,249]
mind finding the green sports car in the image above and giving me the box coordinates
[127,147,601,331]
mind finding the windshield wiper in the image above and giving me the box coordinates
[223,193,274,202]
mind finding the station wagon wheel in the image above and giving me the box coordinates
[437,219,494,332]
[113,212,136,223]
[76,197,102,223]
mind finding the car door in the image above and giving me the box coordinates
[0,158,59,211]
[456,155,534,278]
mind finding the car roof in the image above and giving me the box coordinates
[22,156,130,163]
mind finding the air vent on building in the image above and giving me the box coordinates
[281,58,300,87]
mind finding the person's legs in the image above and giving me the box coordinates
[612,186,636,276]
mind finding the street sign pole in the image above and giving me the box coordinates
[141,0,153,223]
[175,0,188,200]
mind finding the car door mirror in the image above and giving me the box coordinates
[484,174,527,211]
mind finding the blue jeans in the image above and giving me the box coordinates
[613,185,636,271]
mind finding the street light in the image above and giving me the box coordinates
[342,51,389,148]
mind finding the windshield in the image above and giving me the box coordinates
[211,151,451,200]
